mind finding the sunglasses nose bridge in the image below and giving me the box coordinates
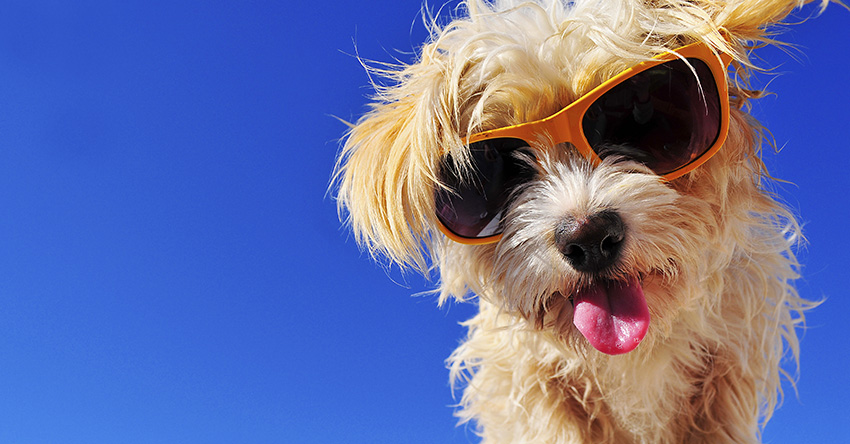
[533,108,575,150]
[534,106,602,164]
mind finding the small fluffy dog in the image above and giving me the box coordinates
[335,0,827,442]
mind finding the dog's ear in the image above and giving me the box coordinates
[334,59,453,271]
[702,0,827,42]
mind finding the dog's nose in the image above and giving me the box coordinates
[554,210,625,273]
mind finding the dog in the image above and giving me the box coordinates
[334,0,828,442]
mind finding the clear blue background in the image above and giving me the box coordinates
[0,1,845,443]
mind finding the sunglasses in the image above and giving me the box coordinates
[435,42,733,245]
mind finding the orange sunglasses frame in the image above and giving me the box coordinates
[438,42,734,245]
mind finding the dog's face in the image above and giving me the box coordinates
[336,0,803,356]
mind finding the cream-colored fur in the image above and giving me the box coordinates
[334,0,828,442]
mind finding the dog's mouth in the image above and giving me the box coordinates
[568,277,650,355]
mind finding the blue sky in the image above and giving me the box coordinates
[0,1,846,443]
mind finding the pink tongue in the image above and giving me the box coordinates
[572,278,650,355]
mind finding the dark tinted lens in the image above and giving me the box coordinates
[581,58,722,175]
[435,138,534,239]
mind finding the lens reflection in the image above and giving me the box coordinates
[435,138,534,239]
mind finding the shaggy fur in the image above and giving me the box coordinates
[334,0,829,442]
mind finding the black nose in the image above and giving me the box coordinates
[554,210,625,273]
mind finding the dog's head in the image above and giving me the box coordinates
[335,0,817,355]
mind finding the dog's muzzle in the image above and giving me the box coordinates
[552,210,650,355]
